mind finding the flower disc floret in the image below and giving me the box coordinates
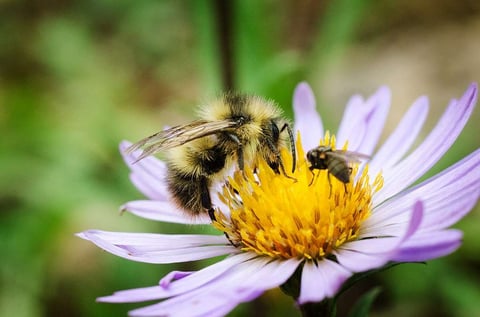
[214,133,383,260]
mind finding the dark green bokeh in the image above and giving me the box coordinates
[1,1,479,316]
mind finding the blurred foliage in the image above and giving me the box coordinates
[0,0,479,316]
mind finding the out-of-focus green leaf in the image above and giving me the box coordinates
[347,287,381,317]
[191,0,223,94]
[233,0,272,93]
[309,0,372,77]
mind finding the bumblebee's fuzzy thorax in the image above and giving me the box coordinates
[199,93,283,126]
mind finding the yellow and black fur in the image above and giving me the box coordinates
[126,93,295,218]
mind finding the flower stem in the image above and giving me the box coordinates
[299,299,336,317]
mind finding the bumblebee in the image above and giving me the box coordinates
[306,145,369,187]
[126,93,296,219]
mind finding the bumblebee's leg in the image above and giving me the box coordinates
[264,122,282,174]
[198,156,237,245]
[264,137,297,181]
[226,133,244,171]
[277,155,290,176]
[275,152,297,181]
[280,123,296,173]
[202,179,237,246]
[236,145,244,172]
[199,176,216,221]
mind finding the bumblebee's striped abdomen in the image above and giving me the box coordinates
[166,170,211,215]
[165,140,230,214]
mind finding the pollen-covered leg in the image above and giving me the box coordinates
[264,143,296,181]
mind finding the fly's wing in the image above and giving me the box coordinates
[327,150,370,164]
[125,119,236,162]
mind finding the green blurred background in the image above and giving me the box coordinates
[1,1,479,316]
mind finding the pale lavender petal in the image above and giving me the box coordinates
[337,202,425,270]
[99,253,257,303]
[129,172,170,201]
[360,200,425,239]
[298,260,351,304]
[154,256,297,300]
[375,83,478,204]
[358,222,408,239]
[78,230,235,264]
[298,261,328,304]
[194,289,264,317]
[235,258,300,291]
[100,243,233,264]
[120,141,170,200]
[368,96,429,176]
[293,82,324,149]
[354,201,424,251]
[405,148,480,197]
[128,284,261,317]
[120,141,167,178]
[392,229,463,262]
[333,248,391,272]
[161,253,261,292]
[336,94,366,150]
[340,237,401,254]
[399,201,424,240]
[355,86,391,155]
[159,271,194,288]
[367,150,480,230]
[122,200,211,224]
[128,257,275,316]
[336,86,390,153]
[78,230,226,248]
[194,288,264,317]
[419,187,479,231]
[369,184,478,235]
[212,256,277,286]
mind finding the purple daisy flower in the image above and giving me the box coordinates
[78,82,479,317]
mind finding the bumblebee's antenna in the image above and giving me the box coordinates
[281,123,296,173]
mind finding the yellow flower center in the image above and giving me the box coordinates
[213,132,383,260]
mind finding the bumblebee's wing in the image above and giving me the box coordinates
[125,119,236,161]
[327,150,370,163]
